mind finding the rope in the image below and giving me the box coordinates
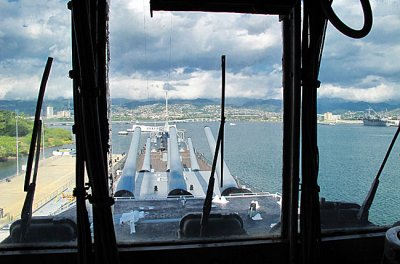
[320,0,373,39]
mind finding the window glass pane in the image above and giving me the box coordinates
[0,0,285,247]
[318,0,400,231]
[0,112,77,245]
[109,1,283,243]
[0,2,76,246]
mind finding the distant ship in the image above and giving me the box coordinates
[52,148,76,156]
[362,107,390,127]
[117,130,128,135]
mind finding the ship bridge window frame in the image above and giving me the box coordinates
[103,0,300,247]
[81,1,389,262]
[0,1,391,264]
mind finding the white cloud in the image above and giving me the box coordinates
[0,0,71,100]
[109,62,282,101]
[0,57,71,100]
[0,0,399,103]
[318,82,400,103]
[107,0,284,100]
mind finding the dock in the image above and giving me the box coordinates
[0,154,123,227]
[0,156,75,225]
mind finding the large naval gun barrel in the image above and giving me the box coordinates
[204,126,240,196]
[187,137,200,171]
[115,127,141,197]
[140,137,151,172]
[168,126,191,196]
[167,137,171,172]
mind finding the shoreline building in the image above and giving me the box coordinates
[46,106,54,118]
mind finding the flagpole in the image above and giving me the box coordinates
[15,110,19,176]
[42,120,45,160]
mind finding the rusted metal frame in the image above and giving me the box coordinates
[281,2,301,264]
[70,0,119,263]
[300,0,328,263]
[150,0,296,16]
[68,1,93,262]
[91,0,110,171]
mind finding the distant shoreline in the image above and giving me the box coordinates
[0,157,16,162]
[318,120,364,125]
[0,138,73,161]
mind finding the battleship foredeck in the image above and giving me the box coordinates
[111,120,282,242]
[114,193,281,242]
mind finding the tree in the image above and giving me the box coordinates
[0,110,32,137]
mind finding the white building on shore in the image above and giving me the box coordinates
[46,106,54,118]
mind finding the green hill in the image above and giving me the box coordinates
[0,110,73,160]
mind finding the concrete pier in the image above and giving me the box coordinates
[0,156,75,225]
[0,153,123,227]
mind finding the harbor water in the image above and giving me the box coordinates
[1,121,400,226]
[111,121,400,227]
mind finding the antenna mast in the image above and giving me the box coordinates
[165,88,169,124]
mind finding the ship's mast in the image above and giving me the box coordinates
[165,88,169,125]
[163,85,170,133]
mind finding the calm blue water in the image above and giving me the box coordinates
[0,125,74,181]
[2,121,400,226]
[317,124,400,226]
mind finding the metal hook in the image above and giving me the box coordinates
[320,0,373,39]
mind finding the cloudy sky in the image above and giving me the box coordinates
[0,0,399,102]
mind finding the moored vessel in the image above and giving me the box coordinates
[52,148,76,156]
[118,130,128,135]
[363,107,390,127]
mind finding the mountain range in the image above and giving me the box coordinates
[1,97,400,116]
